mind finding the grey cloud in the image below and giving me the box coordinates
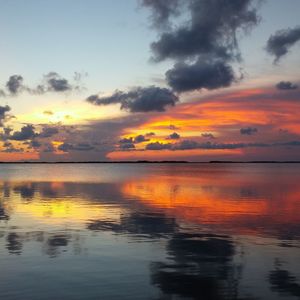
[58,142,95,152]
[141,0,180,28]
[142,0,261,93]
[119,143,135,150]
[276,81,298,90]
[167,132,180,140]
[0,105,11,126]
[149,0,259,62]
[38,127,59,138]
[87,86,178,113]
[119,137,133,144]
[146,142,172,150]
[44,72,71,92]
[145,140,300,151]
[166,59,235,92]
[240,127,258,135]
[6,75,24,95]
[266,26,300,63]
[10,125,37,141]
[134,134,150,143]
[1,72,84,97]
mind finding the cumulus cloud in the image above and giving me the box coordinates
[146,142,172,150]
[9,125,37,141]
[266,26,300,63]
[142,0,261,93]
[6,75,24,95]
[167,132,180,139]
[276,81,298,90]
[0,72,85,97]
[166,59,235,92]
[87,86,178,113]
[134,134,150,143]
[43,72,72,92]
[0,105,11,126]
[240,127,258,135]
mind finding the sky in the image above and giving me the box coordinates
[0,0,300,162]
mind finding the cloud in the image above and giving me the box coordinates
[145,139,300,151]
[276,81,298,90]
[38,127,59,138]
[119,137,133,144]
[43,72,71,92]
[240,127,258,135]
[142,0,261,93]
[167,132,180,139]
[87,86,178,113]
[9,125,37,141]
[58,142,95,152]
[6,75,24,95]
[0,105,11,126]
[134,134,150,143]
[119,142,135,150]
[43,110,54,115]
[1,72,85,98]
[146,142,172,150]
[141,0,180,28]
[145,132,155,137]
[266,26,300,63]
[201,133,216,139]
[166,59,235,92]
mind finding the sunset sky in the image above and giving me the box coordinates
[0,0,300,161]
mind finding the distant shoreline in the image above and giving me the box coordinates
[0,161,300,164]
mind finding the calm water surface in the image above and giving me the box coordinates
[0,163,300,300]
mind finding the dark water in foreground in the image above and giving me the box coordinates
[0,163,300,300]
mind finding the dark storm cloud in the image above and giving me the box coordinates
[0,105,11,126]
[141,0,261,93]
[10,125,37,141]
[87,86,178,113]
[167,132,180,140]
[276,81,298,90]
[201,133,215,139]
[166,59,236,92]
[266,26,300,63]
[6,75,24,95]
[240,127,258,135]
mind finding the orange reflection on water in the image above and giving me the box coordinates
[122,168,300,235]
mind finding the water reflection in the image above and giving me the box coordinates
[0,164,299,300]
